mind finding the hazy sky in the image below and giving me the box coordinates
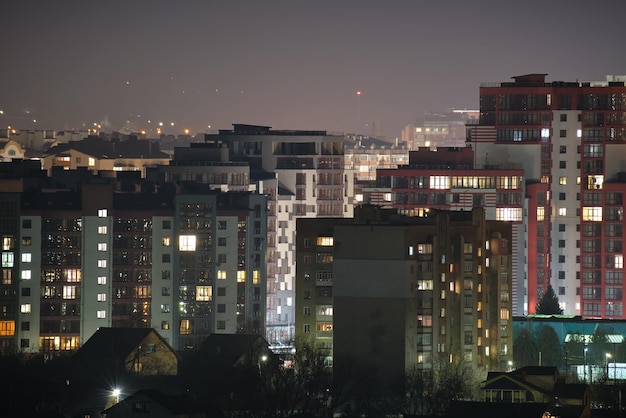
[1,0,625,137]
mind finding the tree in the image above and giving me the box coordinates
[535,285,563,314]
[535,325,564,368]
[513,326,537,367]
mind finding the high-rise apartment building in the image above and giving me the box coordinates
[467,74,626,318]
[203,124,354,343]
[295,207,513,391]
[374,147,526,315]
[2,171,267,353]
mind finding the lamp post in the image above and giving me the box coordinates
[583,346,588,383]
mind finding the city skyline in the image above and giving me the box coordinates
[2,0,625,137]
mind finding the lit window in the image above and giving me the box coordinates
[97,243,107,251]
[495,208,522,222]
[384,193,392,202]
[217,270,227,280]
[97,276,107,285]
[418,244,433,254]
[559,177,567,185]
[98,260,107,268]
[316,237,333,246]
[98,226,107,234]
[63,286,76,300]
[237,271,246,282]
[537,207,545,221]
[21,253,32,263]
[162,237,171,246]
[500,308,510,320]
[64,269,81,282]
[180,319,192,334]
[0,320,15,336]
[577,129,582,138]
[196,285,212,301]
[253,270,261,284]
[355,194,364,202]
[179,235,196,251]
[98,209,107,217]
[88,157,95,166]
[615,255,624,269]
[408,246,414,256]
[20,304,31,314]
[559,208,567,216]
[2,237,13,251]
[21,270,31,280]
[97,310,106,319]
[541,128,550,138]
[430,175,450,190]
[97,293,106,302]
[582,207,602,221]
[1,252,14,268]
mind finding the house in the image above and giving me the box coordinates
[478,366,591,418]
[72,327,180,377]
[101,389,207,418]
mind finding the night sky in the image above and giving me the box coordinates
[2,0,625,137]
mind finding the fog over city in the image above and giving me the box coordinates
[2,0,625,136]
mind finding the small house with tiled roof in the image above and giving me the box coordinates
[72,327,180,377]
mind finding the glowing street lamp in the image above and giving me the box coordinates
[112,388,121,403]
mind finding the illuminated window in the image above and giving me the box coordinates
[98,259,107,268]
[180,319,192,335]
[559,208,567,216]
[162,237,171,246]
[496,208,522,221]
[97,276,106,285]
[98,209,107,217]
[63,286,76,299]
[2,252,14,268]
[97,293,106,302]
[0,320,15,336]
[430,175,450,190]
[217,270,227,280]
[355,194,364,202]
[614,255,624,269]
[253,270,261,285]
[196,285,212,301]
[20,304,31,314]
[2,237,13,251]
[577,177,581,185]
[408,246,414,256]
[97,243,107,251]
[418,244,433,254]
[2,269,11,284]
[179,235,196,251]
[384,193,392,201]
[559,176,567,185]
[582,207,602,221]
[64,269,81,282]
[88,157,95,166]
[237,271,246,282]
[500,308,510,320]
[97,310,106,319]
[21,253,31,263]
[98,226,107,234]
[417,280,433,290]
[316,237,333,246]
[537,207,545,221]
[21,270,31,280]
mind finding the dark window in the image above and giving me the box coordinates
[162,220,171,229]
[21,322,30,331]
[217,304,226,313]
[162,254,170,263]
[559,271,565,279]
[217,287,226,296]
[560,129,567,137]
[559,161,566,169]
[558,224,566,232]
[21,288,30,297]
[559,240,566,248]
[559,287,566,295]
[560,145,567,154]
[560,114,567,122]
[558,255,565,263]
[20,339,29,348]
[22,219,31,229]
[559,193,566,200]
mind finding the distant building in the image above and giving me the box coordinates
[401,109,479,150]
[467,74,626,319]
[203,124,355,343]
[296,206,513,392]
[1,168,267,353]
[372,146,526,315]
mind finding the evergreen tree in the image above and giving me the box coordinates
[536,325,564,368]
[513,327,538,367]
[535,285,563,314]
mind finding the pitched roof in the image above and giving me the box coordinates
[196,333,269,369]
[73,328,164,364]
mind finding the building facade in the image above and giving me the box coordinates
[467,74,626,318]
[296,207,513,390]
[2,171,267,353]
[204,124,354,343]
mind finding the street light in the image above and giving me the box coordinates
[583,346,589,383]
[112,388,121,403]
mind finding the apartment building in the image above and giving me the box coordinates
[295,206,513,390]
[372,147,526,316]
[1,168,267,353]
[467,74,626,318]
[203,124,354,343]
